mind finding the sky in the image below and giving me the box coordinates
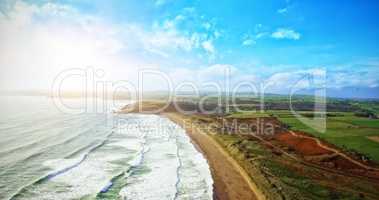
[0,0,379,97]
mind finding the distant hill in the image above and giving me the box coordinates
[325,87,379,99]
[1,86,378,100]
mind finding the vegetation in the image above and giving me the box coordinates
[212,134,378,200]
[133,95,379,163]
[277,112,379,162]
[134,98,379,199]
[228,109,379,163]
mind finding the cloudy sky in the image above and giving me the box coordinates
[0,0,378,95]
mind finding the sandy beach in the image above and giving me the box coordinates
[163,113,265,200]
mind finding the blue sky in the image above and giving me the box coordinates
[0,0,379,95]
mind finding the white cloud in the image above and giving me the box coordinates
[0,1,224,90]
[147,26,197,52]
[327,71,378,88]
[150,16,208,52]
[154,0,172,6]
[271,28,301,40]
[202,22,211,30]
[199,64,237,79]
[0,1,144,90]
[213,30,221,39]
[277,8,288,14]
[138,9,220,59]
[241,24,269,46]
[170,64,378,93]
[201,40,215,54]
[167,64,260,90]
[255,32,268,39]
[262,68,327,94]
[241,33,264,46]
[9,1,376,92]
[242,39,255,46]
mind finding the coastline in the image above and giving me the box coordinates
[162,112,265,200]
[119,101,379,199]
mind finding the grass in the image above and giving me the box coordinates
[212,134,370,200]
[279,116,379,162]
[226,109,379,162]
[227,111,271,118]
[333,116,379,128]
[274,111,379,162]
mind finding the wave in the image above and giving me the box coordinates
[8,130,115,200]
[174,136,183,200]
[1,115,110,155]
[128,137,149,168]
[43,130,115,181]
[99,181,113,193]
[96,135,150,198]
[63,141,101,159]
[0,113,86,141]
[4,114,213,200]
[0,118,99,156]
[0,127,105,178]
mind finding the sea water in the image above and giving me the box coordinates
[0,96,213,200]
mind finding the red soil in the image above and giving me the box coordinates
[274,131,378,174]
[333,155,365,170]
[275,132,333,156]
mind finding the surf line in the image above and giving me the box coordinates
[45,130,115,181]
[8,130,115,200]
[99,132,150,194]
[173,135,183,200]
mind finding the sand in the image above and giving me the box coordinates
[163,113,265,200]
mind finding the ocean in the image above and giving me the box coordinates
[0,96,213,200]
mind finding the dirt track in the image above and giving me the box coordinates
[288,131,379,171]
[368,136,379,143]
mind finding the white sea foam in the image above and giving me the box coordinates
[175,128,214,200]
[2,108,213,200]
[120,116,213,200]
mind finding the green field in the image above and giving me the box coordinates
[230,110,379,162]
[226,111,271,118]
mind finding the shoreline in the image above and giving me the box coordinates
[120,101,379,199]
[162,112,265,200]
